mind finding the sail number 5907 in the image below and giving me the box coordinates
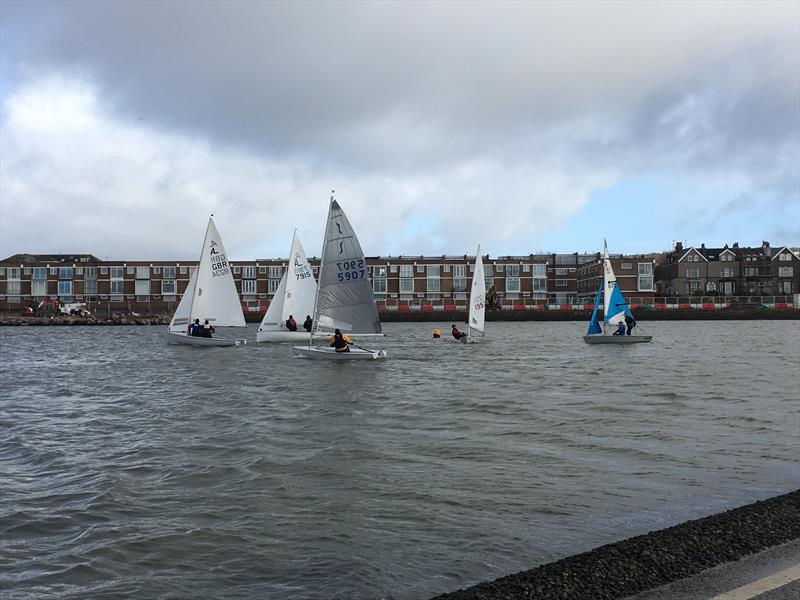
[336,259,366,282]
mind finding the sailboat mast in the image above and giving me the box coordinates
[308,194,334,347]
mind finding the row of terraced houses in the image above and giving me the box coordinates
[1,241,798,314]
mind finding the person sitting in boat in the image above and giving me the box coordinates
[201,319,216,338]
[286,315,298,331]
[330,328,352,353]
[451,324,467,340]
[612,321,626,336]
[303,315,313,332]
[188,318,202,337]
[625,313,636,335]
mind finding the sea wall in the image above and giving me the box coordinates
[0,308,798,325]
[431,490,800,600]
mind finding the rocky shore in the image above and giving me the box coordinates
[0,315,171,326]
[431,490,800,600]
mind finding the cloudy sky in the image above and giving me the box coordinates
[1,1,798,260]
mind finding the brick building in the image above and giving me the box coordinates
[576,253,657,304]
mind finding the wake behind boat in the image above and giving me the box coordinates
[583,240,652,344]
[166,217,248,347]
[293,194,387,361]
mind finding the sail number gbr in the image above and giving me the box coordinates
[336,259,366,282]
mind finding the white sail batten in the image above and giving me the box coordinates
[168,268,198,332]
[313,200,382,335]
[468,245,486,336]
[190,218,246,327]
[258,272,287,332]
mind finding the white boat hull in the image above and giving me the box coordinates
[256,330,312,343]
[292,345,387,360]
[459,336,480,344]
[165,331,245,347]
[583,335,652,344]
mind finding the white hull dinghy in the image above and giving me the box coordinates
[256,230,317,343]
[461,244,486,344]
[583,240,652,345]
[165,217,248,347]
[293,194,387,361]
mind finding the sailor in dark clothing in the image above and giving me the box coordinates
[188,318,202,336]
[286,315,298,331]
[451,324,467,340]
[613,321,626,335]
[303,315,313,332]
[625,313,636,335]
[330,328,351,352]
[201,319,215,338]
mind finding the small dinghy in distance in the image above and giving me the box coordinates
[256,230,316,343]
[583,240,652,344]
[293,193,387,361]
[166,217,247,347]
[461,244,486,344]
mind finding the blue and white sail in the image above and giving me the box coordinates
[587,278,603,335]
[602,241,633,326]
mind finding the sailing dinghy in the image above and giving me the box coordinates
[461,245,486,343]
[292,195,387,360]
[583,241,652,344]
[256,230,317,343]
[166,217,247,347]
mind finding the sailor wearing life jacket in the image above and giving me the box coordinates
[330,329,352,352]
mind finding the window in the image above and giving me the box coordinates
[242,279,257,294]
[555,255,575,265]
[111,267,124,279]
[84,267,97,279]
[268,279,281,294]
[6,280,21,296]
[720,281,735,295]
[532,264,546,277]
[135,279,150,296]
[484,274,494,291]
[780,253,792,261]
[162,280,176,294]
[110,267,124,295]
[32,279,47,298]
[136,266,149,279]
[180,266,188,275]
[506,265,520,277]
[637,263,653,291]
[399,277,414,294]
[495,264,503,272]
[59,267,73,280]
[243,266,256,279]
[50,267,57,275]
[85,280,97,295]
[506,277,521,293]
[127,267,135,275]
[163,266,176,279]
[399,265,413,278]
[373,266,387,294]
[779,266,794,277]
[426,265,440,292]
[416,265,425,273]
[390,265,398,273]
[688,281,703,293]
[100,267,108,275]
[452,264,466,292]
[533,278,547,292]
[779,281,793,293]
[743,267,759,277]
[269,266,283,279]
[233,266,241,274]
[58,280,73,298]
[522,264,530,273]
[687,268,700,278]
[720,268,734,278]
[555,268,570,275]
[259,266,267,274]
[621,263,632,270]
[33,267,47,280]
[721,253,733,262]
[442,264,451,273]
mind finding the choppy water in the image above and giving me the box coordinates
[1,321,798,599]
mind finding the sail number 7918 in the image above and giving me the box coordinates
[336,259,366,282]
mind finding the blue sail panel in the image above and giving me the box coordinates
[605,283,633,325]
[587,280,602,335]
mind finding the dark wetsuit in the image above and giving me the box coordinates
[452,327,466,340]
[303,317,312,332]
[286,318,298,332]
[331,334,350,352]
[190,323,202,336]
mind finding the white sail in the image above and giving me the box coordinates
[602,242,624,325]
[312,199,382,335]
[282,231,317,324]
[168,268,198,333]
[468,245,486,336]
[190,218,246,327]
[258,271,287,332]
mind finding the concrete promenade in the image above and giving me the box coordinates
[431,490,800,600]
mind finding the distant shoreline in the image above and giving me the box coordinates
[0,307,798,326]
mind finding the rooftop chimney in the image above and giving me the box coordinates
[675,241,683,252]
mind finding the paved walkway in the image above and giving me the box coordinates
[625,539,800,600]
